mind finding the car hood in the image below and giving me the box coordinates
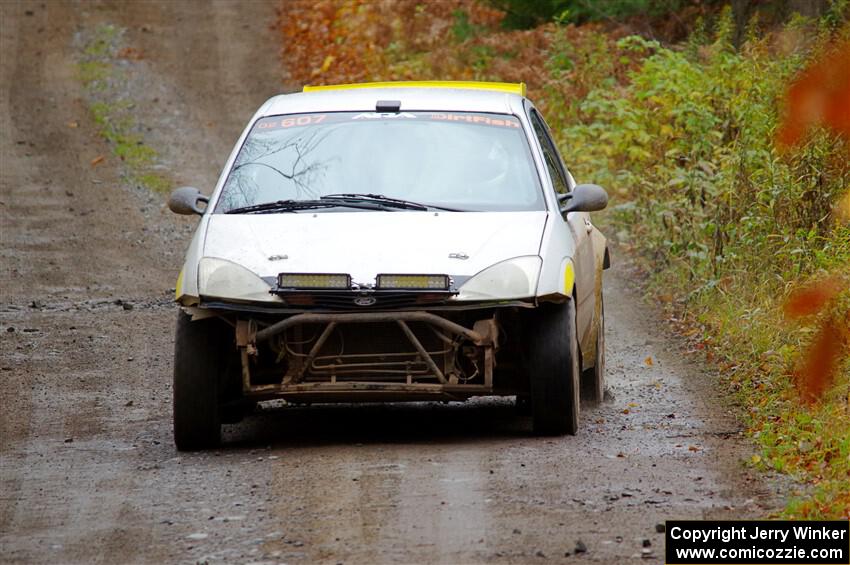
[203,211,548,285]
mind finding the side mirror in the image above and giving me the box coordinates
[168,186,209,215]
[560,184,608,214]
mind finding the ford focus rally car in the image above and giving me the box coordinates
[168,81,610,450]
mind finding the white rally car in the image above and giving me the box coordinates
[168,81,610,450]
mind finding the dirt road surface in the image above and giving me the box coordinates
[1,1,780,563]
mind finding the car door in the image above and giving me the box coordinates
[528,108,595,350]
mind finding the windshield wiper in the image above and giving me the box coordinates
[321,193,466,212]
[225,194,467,215]
[225,198,387,214]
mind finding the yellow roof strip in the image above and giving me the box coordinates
[303,81,526,97]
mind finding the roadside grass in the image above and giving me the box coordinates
[278,1,850,517]
[686,265,850,518]
[75,24,170,193]
[557,10,850,518]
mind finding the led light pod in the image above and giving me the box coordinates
[277,273,351,290]
[376,274,450,290]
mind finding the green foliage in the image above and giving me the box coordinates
[76,25,170,193]
[451,9,477,42]
[487,0,567,28]
[822,0,850,30]
[76,61,109,87]
[566,0,688,24]
[81,23,118,57]
[547,13,850,516]
[90,101,156,170]
[558,15,848,286]
[489,0,688,28]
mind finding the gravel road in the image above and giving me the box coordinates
[1,1,780,563]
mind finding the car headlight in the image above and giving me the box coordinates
[198,257,278,303]
[456,256,542,301]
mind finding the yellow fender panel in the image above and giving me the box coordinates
[563,260,575,296]
[175,269,184,301]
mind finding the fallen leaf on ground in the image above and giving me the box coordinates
[90,155,105,167]
[117,46,144,60]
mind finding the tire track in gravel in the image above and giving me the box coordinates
[1,1,782,563]
[1,1,282,562]
[1,2,180,560]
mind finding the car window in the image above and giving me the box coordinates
[215,111,545,213]
[529,109,569,194]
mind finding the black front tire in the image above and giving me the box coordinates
[173,310,230,450]
[516,394,532,416]
[529,300,580,435]
[581,297,605,404]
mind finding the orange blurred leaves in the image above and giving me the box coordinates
[775,38,850,405]
[784,276,845,319]
[793,319,844,404]
[783,275,849,403]
[776,39,850,150]
[275,0,641,115]
[278,0,504,87]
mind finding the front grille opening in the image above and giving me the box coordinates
[267,321,481,385]
[273,291,455,310]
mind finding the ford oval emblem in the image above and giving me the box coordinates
[353,296,376,307]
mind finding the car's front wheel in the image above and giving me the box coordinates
[173,310,233,450]
[528,300,580,435]
[581,297,605,404]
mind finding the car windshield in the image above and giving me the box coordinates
[215,111,544,213]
